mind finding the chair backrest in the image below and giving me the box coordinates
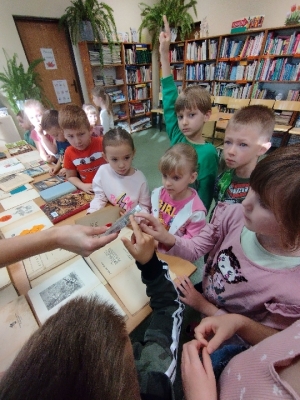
[227,98,250,110]
[210,95,215,104]
[273,100,300,112]
[213,95,230,106]
[249,99,275,108]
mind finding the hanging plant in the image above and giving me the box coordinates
[0,50,44,114]
[59,0,118,65]
[138,0,197,48]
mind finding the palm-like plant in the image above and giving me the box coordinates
[59,0,118,65]
[0,50,44,114]
[138,0,197,48]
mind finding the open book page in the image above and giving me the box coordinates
[0,211,53,239]
[88,227,149,315]
[0,295,39,374]
[0,184,33,201]
[0,284,18,308]
[0,173,33,192]
[0,157,25,177]
[23,248,77,282]
[0,189,40,210]
[0,267,11,290]
[28,256,121,324]
[16,150,44,166]
[75,205,121,228]
[84,257,107,285]
[0,200,41,228]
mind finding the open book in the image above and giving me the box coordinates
[0,172,33,192]
[27,256,126,325]
[0,295,39,374]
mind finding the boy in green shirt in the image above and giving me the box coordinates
[160,16,218,211]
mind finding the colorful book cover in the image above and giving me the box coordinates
[40,190,94,224]
[5,140,33,156]
[33,176,65,192]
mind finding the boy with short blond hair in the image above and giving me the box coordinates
[160,16,218,211]
[41,109,70,177]
[59,104,106,194]
[214,104,274,206]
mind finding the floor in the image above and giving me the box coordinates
[130,126,205,399]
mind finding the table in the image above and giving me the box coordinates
[4,170,196,333]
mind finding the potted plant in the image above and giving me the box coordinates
[59,0,118,65]
[0,50,44,114]
[138,0,197,48]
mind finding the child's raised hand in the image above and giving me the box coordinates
[181,341,217,400]
[159,15,171,54]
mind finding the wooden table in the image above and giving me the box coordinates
[4,171,196,333]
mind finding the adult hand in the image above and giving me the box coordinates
[121,215,155,264]
[137,213,175,248]
[181,340,217,400]
[56,224,118,257]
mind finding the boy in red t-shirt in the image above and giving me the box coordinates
[58,104,106,194]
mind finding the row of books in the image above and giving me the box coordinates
[89,45,122,65]
[219,32,264,59]
[125,44,151,65]
[169,43,185,62]
[129,99,151,117]
[125,65,152,83]
[171,65,184,80]
[130,116,151,132]
[286,89,300,101]
[251,84,276,99]
[264,32,300,55]
[185,63,215,81]
[186,39,218,61]
[256,58,300,81]
[213,82,252,99]
[127,83,151,101]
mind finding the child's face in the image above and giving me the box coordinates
[162,166,197,201]
[104,143,135,176]
[223,123,269,176]
[17,116,26,130]
[46,126,66,142]
[92,95,102,108]
[177,107,210,141]
[87,112,98,127]
[242,187,279,236]
[25,106,43,129]
[63,125,91,151]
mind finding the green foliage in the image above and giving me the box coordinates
[0,50,44,114]
[59,0,118,65]
[138,0,197,48]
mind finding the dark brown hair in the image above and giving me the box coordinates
[41,109,60,131]
[175,86,211,114]
[250,144,300,250]
[0,297,140,400]
[159,143,198,175]
[103,127,135,152]
[58,104,90,131]
[228,105,275,141]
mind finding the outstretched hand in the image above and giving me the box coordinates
[181,340,217,400]
[121,215,155,264]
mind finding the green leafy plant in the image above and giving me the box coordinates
[59,0,118,65]
[0,50,44,114]
[138,0,197,48]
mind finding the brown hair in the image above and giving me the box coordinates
[159,143,198,176]
[41,109,60,131]
[227,105,275,141]
[92,86,113,116]
[0,297,140,400]
[58,104,90,131]
[250,144,300,250]
[103,127,134,152]
[175,86,211,115]
[16,110,32,130]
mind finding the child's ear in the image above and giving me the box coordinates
[204,109,211,122]
[258,141,271,155]
[190,171,198,183]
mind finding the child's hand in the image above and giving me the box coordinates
[159,15,171,55]
[57,167,67,177]
[181,341,217,400]
[81,183,94,194]
[48,166,55,176]
[136,212,176,248]
[46,155,56,164]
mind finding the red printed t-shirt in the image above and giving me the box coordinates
[64,136,105,183]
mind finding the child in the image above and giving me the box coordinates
[82,104,103,137]
[24,99,56,161]
[58,104,106,194]
[151,143,206,257]
[138,144,300,333]
[41,110,70,177]
[88,127,151,214]
[91,86,114,134]
[16,110,35,148]
[160,16,219,211]
[0,217,184,400]
[213,105,274,206]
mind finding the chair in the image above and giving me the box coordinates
[249,98,275,108]
[151,92,164,131]
[272,100,300,147]
[202,106,222,145]
[213,95,230,112]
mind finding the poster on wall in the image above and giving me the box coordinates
[231,15,264,33]
[40,48,57,70]
[52,80,71,104]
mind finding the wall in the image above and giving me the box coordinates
[0,0,294,109]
